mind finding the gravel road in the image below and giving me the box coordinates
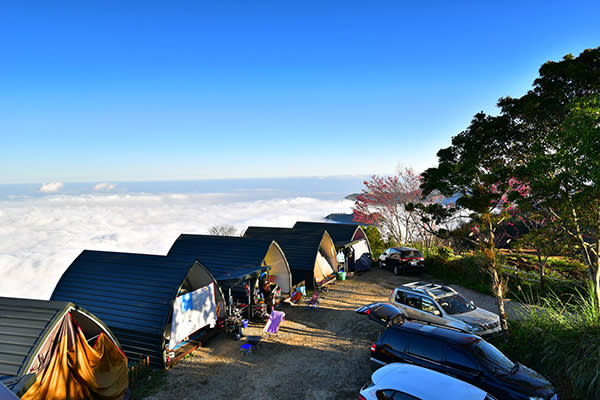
[143,267,521,400]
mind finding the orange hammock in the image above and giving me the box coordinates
[22,313,128,400]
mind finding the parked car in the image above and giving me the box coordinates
[356,303,558,400]
[389,282,501,337]
[359,362,496,400]
[378,247,424,275]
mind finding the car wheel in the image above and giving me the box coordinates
[393,266,399,275]
[378,260,383,269]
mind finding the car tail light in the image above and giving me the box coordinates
[399,257,409,262]
[358,394,367,400]
[365,309,371,315]
[370,343,377,353]
[417,257,424,261]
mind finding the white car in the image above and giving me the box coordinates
[359,363,496,400]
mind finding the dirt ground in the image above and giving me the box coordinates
[143,268,522,400]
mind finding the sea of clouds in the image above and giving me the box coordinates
[0,185,354,300]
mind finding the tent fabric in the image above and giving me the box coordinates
[21,313,128,400]
[243,227,338,289]
[262,244,291,294]
[51,251,224,369]
[314,252,334,284]
[167,235,281,290]
[169,282,218,350]
[351,240,371,262]
[292,221,372,258]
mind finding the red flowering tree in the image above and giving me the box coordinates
[352,167,423,244]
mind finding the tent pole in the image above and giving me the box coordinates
[247,280,252,320]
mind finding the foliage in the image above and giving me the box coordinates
[437,246,454,259]
[208,224,237,236]
[420,46,600,321]
[498,48,600,309]
[425,253,491,294]
[494,285,600,400]
[426,251,586,304]
[353,167,445,246]
[363,225,392,259]
[420,112,527,332]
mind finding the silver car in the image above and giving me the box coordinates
[389,281,501,337]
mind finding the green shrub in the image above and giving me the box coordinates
[437,246,454,259]
[494,285,600,400]
[425,252,490,294]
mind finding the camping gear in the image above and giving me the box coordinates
[242,319,249,328]
[355,253,372,272]
[245,336,262,352]
[264,310,285,334]
[289,291,302,304]
[0,297,128,400]
[240,343,252,356]
[337,271,346,281]
[305,291,320,311]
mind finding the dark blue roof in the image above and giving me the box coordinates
[243,227,330,288]
[167,235,272,288]
[293,221,366,246]
[51,250,219,367]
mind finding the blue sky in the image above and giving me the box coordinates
[2,1,599,184]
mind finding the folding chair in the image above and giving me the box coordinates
[305,291,320,311]
[264,310,285,335]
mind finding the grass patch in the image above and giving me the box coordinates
[425,251,586,305]
[128,359,168,400]
[493,286,600,400]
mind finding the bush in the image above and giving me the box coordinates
[425,252,490,294]
[437,246,454,259]
[494,285,600,400]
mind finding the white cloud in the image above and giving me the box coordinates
[39,182,64,193]
[94,182,116,191]
[0,193,353,300]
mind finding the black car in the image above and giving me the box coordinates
[356,303,558,400]
[378,247,425,274]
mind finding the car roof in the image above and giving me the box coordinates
[397,281,458,298]
[388,320,481,345]
[389,246,420,252]
[371,363,488,400]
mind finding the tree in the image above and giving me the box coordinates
[420,113,521,334]
[421,47,600,321]
[499,48,600,308]
[208,224,237,236]
[353,166,429,244]
[521,94,600,305]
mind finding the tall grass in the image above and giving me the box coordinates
[495,284,600,400]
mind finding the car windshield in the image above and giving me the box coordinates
[471,340,515,375]
[438,294,476,314]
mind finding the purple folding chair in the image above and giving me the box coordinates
[264,310,285,334]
